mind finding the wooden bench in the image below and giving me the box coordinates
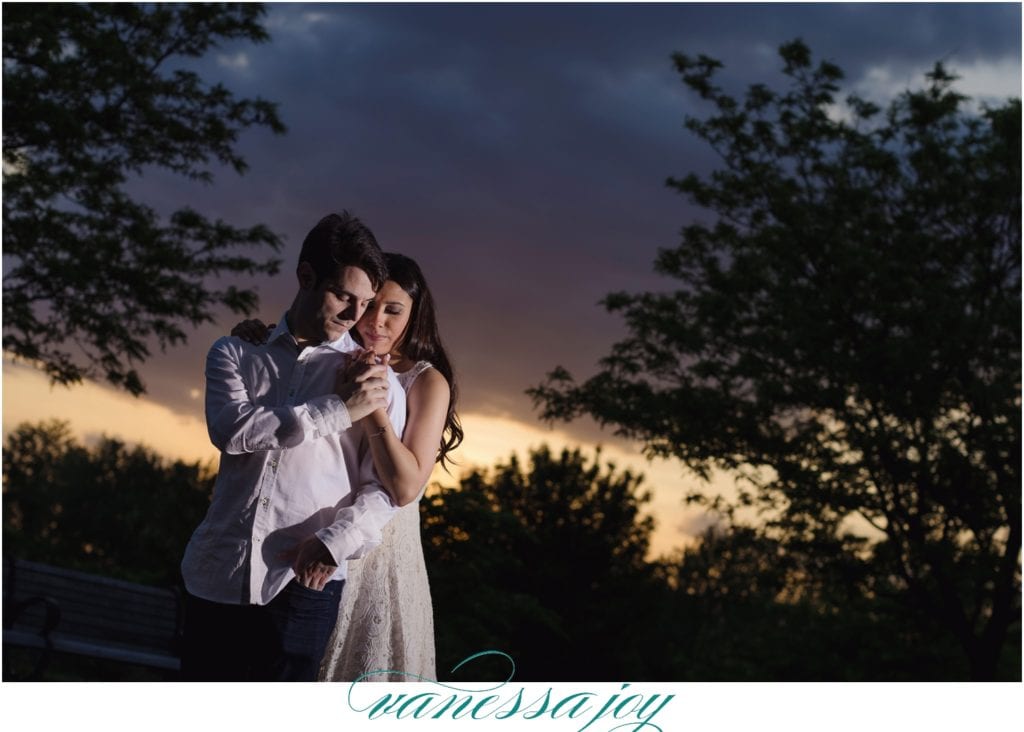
[2,557,183,680]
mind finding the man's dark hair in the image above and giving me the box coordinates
[298,212,387,290]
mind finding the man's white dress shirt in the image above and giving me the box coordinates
[181,319,406,606]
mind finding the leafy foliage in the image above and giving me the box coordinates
[421,445,662,681]
[657,521,1002,681]
[3,3,285,394]
[3,420,215,585]
[530,40,1021,680]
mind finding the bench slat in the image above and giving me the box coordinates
[16,575,178,606]
[9,560,178,598]
[14,587,179,623]
[4,629,181,671]
[14,614,177,649]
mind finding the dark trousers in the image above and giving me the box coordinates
[180,579,344,681]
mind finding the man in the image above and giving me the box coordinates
[180,212,406,681]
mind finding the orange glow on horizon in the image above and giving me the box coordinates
[2,360,727,557]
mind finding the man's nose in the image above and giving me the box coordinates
[339,300,359,321]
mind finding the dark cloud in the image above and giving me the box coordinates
[125,2,1021,444]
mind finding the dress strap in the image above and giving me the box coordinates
[396,360,433,392]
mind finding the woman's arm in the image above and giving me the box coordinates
[364,368,450,506]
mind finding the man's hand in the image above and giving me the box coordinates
[342,348,390,380]
[282,536,338,591]
[335,350,389,422]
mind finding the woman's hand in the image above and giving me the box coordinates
[231,318,273,345]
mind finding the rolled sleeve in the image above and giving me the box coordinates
[306,393,353,440]
[315,485,397,563]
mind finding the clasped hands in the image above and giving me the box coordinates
[335,348,390,423]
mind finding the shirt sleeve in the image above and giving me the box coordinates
[315,368,408,562]
[205,337,353,454]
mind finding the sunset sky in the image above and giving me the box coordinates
[3,2,1021,558]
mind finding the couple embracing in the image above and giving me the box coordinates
[180,212,461,681]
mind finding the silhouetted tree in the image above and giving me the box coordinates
[3,420,214,585]
[3,3,285,395]
[421,445,663,680]
[657,517,987,680]
[531,40,1021,680]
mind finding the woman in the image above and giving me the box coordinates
[232,252,461,681]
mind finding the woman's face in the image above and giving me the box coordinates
[356,280,414,356]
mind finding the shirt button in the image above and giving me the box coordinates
[261,497,269,508]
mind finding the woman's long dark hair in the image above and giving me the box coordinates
[366,252,463,469]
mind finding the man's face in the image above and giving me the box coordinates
[297,264,377,344]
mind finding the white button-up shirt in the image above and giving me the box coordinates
[181,318,405,606]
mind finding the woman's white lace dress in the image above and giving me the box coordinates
[319,360,437,682]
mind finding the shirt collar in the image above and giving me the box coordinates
[267,312,358,353]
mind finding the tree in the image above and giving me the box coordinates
[657,517,989,680]
[3,3,285,395]
[3,420,215,586]
[530,40,1020,680]
[421,445,664,680]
